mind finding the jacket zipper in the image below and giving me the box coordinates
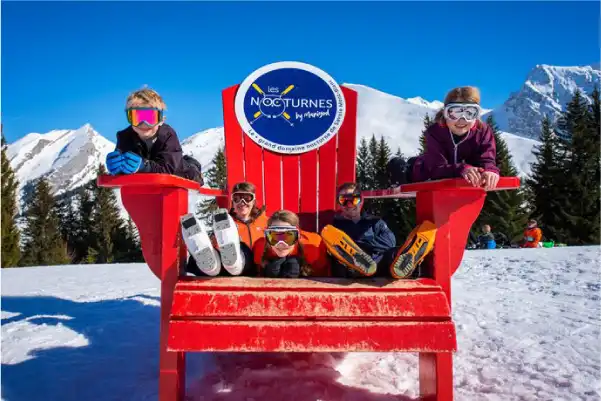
[449,128,471,164]
[246,223,253,247]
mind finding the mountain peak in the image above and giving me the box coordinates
[486,64,600,138]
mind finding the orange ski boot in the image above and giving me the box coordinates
[390,220,437,279]
[321,224,377,277]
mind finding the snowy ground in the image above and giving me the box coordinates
[1,247,600,401]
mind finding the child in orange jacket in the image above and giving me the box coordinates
[521,219,542,248]
[253,210,330,278]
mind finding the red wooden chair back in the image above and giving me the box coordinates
[220,85,358,232]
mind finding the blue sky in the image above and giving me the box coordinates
[2,1,598,144]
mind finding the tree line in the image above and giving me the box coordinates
[1,152,142,267]
[2,88,598,267]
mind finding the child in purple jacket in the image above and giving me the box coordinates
[388,86,500,191]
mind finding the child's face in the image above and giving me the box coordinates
[128,100,163,140]
[266,220,297,258]
[338,188,362,220]
[446,117,476,136]
[232,192,255,220]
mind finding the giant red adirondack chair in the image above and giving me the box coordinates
[99,82,520,401]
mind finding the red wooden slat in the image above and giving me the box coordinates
[263,150,283,211]
[175,276,442,292]
[171,290,450,319]
[299,150,319,232]
[336,87,358,187]
[168,320,457,352]
[317,133,337,230]
[221,85,245,194]
[242,135,265,208]
[282,155,300,213]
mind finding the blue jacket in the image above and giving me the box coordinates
[332,213,396,263]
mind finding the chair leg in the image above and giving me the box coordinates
[419,352,453,401]
[160,351,186,401]
[159,277,186,401]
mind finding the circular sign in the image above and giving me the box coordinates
[234,61,346,154]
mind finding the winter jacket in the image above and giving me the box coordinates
[115,123,203,184]
[231,206,269,248]
[521,227,542,248]
[253,230,330,277]
[411,121,500,182]
[477,232,496,249]
[331,213,396,263]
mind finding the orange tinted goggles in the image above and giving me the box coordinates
[126,107,163,127]
[265,226,299,246]
[337,194,362,207]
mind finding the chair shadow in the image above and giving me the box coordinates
[1,294,166,401]
[187,352,418,401]
[2,295,418,401]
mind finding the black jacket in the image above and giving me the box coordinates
[332,213,396,263]
[115,124,202,183]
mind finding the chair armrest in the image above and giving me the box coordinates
[361,177,521,307]
[97,173,227,197]
[361,177,520,199]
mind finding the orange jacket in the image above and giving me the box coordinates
[232,207,269,248]
[522,227,542,248]
[253,230,331,277]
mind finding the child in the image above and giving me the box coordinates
[521,219,542,248]
[387,86,500,191]
[181,182,268,276]
[321,182,437,279]
[106,87,203,184]
[253,210,330,278]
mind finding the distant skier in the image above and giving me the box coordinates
[387,86,500,191]
[521,219,542,248]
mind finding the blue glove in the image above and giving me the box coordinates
[106,151,123,175]
[121,151,144,174]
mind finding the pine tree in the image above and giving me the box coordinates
[75,185,95,262]
[362,135,383,216]
[20,178,70,266]
[197,147,227,224]
[526,115,569,243]
[477,115,528,241]
[56,195,79,262]
[1,134,21,267]
[558,89,600,244]
[88,164,126,263]
[419,113,433,154]
[356,138,372,190]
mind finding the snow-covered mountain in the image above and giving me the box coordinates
[6,124,114,198]
[485,64,601,139]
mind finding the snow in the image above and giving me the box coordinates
[2,246,600,401]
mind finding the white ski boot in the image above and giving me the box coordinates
[212,208,245,275]
[180,213,221,276]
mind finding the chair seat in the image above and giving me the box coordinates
[167,277,457,352]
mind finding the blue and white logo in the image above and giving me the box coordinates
[234,61,346,154]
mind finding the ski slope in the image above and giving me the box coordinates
[1,247,600,401]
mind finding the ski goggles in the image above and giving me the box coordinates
[232,192,255,204]
[337,193,362,207]
[265,226,300,247]
[126,107,163,127]
[443,103,481,122]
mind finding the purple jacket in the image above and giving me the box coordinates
[115,123,201,182]
[411,121,499,182]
